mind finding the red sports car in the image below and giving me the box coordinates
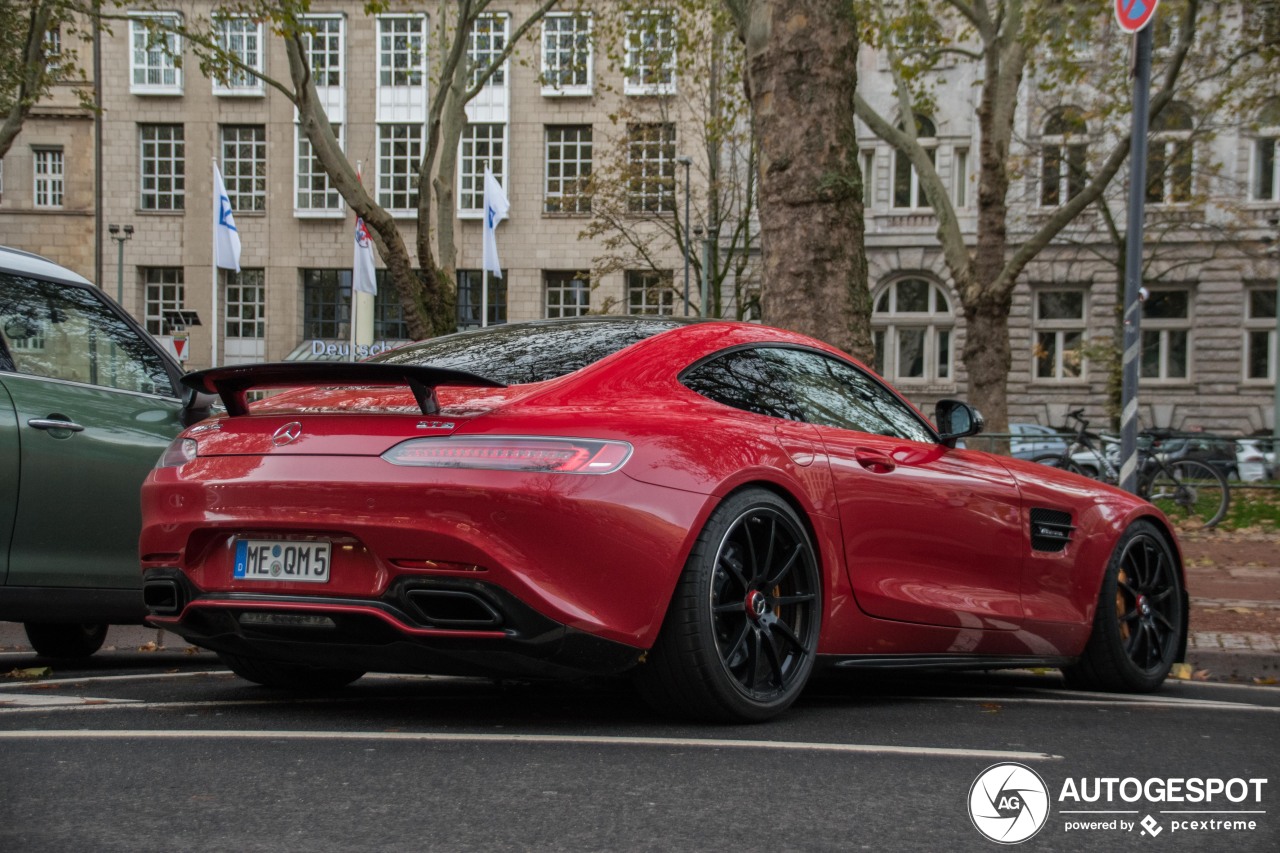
[140,318,1187,722]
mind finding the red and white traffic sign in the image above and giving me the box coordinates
[1116,0,1159,33]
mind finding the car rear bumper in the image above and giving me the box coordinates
[143,568,645,679]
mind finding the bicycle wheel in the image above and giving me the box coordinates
[1141,459,1230,529]
[1031,453,1089,477]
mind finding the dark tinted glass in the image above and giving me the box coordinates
[372,317,684,385]
[762,347,934,442]
[0,272,174,395]
[681,348,803,421]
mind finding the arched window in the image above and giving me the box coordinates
[1040,107,1088,206]
[1147,102,1194,204]
[1253,98,1280,202]
[892,114,936,210]
[872,278,954,383]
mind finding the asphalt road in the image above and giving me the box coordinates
[1,629,1277,853]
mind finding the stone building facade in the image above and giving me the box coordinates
[0,2,1276,436]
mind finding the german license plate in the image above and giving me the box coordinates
[234,540,331,583]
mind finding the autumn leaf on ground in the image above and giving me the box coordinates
[1225,607,1255,615]
[980,703,1002,714]
[1253,676,1278,686]
[4,667,51,679]
[1169,663,1193,680]
[137,642,160,652]
[1193,669,1211,681]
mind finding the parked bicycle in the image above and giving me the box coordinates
[1032,409,1230,529]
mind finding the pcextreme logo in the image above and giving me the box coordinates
[968,766,1269,843]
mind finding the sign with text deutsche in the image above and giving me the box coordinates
[1116,0,1160,33]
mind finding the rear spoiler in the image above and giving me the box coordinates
[180,362,507,417]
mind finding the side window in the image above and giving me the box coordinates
[0,273,174,396]
[763,348,935,442]
[681,348,802,421]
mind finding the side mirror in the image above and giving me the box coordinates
[180,386,219,427]
[935,399,984,447]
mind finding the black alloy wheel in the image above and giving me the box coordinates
[1064,520,1186,692]
[637,488,822,722]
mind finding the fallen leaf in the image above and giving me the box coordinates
[184,647,201,656]
[3,667,51,680]
[137,642,159,652]
[1193,669,1211,681]
[980,702,1002,714]
[1170,663,1193,680]
[1253,676,1278,686]
[1225,607,1255,615]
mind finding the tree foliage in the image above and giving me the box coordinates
[0,0,91,160]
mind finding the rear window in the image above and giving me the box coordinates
[371,317,685,385]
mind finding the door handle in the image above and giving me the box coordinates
[28,418,85,433]
[855,448,896,474]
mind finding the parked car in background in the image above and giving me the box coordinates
[1009,422,1070,460]
[1145,432,1239,481]
[0,246,210,658]
[1237,437,1275,482]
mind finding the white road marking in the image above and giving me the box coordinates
[0,728,1062,761]
[0,694,142,707]
[0,670,233,690]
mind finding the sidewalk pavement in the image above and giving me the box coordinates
[1180,530,1280,685]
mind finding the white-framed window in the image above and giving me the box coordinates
[892,115,936,210]
[1253,99,1280,202]
[871,278,954,384]
[295,124,344,215]
[212,16,264,95]
[626,270,675,315]
[220,125,266,212]
[627,123,675,213]
[130,14,183,95]
[624,10,676,96]
[861,150,875,207]
[459,123,506,214]
[545,271,590,318]
[1032,290,1086,381]
[1245,286,1277,382]
[143,267,184,335]
[953,147,970,208]
[1148,102,1194,205]
[541,12,593,96]
[1141,288,1191,381]
[32,147,64,208]
[302,15,344,87]
[1041,107,1087,207]
[469,13,508,88]
[43,26,61,73]
[224,269,265,339]
[377,124,423,214]
[545,125,592,214]
[378,15,427,87]
[139,124,184,211]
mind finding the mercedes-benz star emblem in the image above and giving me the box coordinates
[272,422,303,447]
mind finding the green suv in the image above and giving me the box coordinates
[0,246,209,657]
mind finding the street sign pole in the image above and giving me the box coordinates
[1119,21,1155,495]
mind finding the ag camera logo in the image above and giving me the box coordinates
[969,763,1051,844]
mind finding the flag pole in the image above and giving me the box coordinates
[481,160,490,328]
[211,158,220,367]
[350,161,361,363]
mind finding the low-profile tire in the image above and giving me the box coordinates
[635,488,822,723]
[24,623,108,659]
[1063,521,1186,692]
[218,652,364,690]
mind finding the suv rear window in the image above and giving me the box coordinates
[372,317,686,385]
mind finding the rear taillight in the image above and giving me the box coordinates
[156,437,198,468]
[381,436,631,474]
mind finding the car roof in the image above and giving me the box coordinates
[0,245,92,286]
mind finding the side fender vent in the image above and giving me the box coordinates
[1030,508,1074,553]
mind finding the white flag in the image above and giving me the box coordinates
[212,163,241,272]
[353,217,377,295]
[482,166,510,278]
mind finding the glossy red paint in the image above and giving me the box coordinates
[140,318,1183,686]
